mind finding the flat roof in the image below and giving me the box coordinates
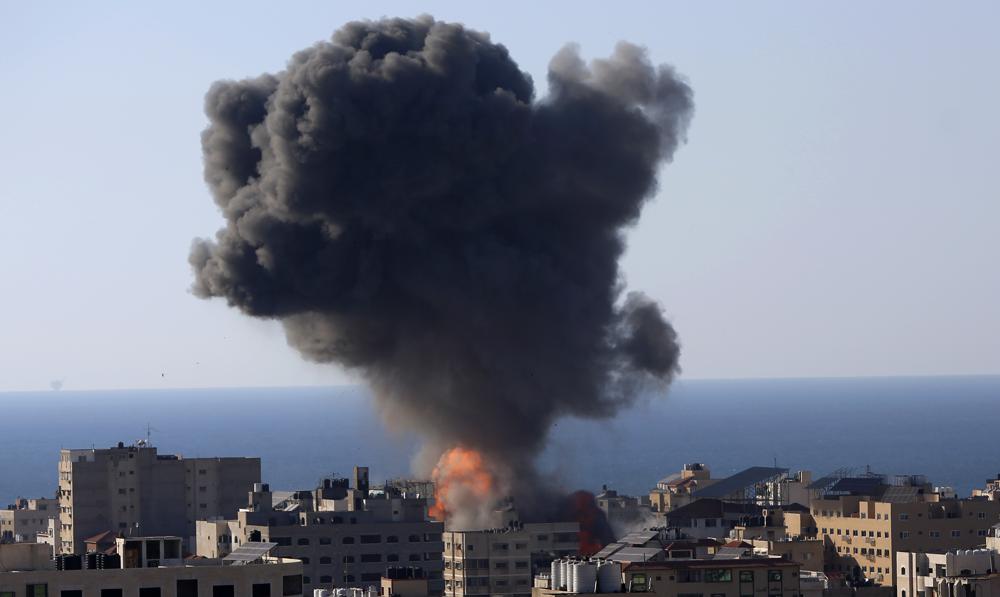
[693,467,788,499]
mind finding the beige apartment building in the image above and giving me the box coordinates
[197,474,444,596]
[809,487,1000,585]
[649,463,716,513]
[0,497,58,543]
[895,526,1000,597]
[443,522,580,597]
[0,540,303,597]
[58,443,260,554]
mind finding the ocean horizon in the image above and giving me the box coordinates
[1,374,998,507]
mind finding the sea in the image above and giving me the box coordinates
[1,375,998,507]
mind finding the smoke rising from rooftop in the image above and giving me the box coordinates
[190,16,692,524]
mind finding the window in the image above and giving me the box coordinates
[319,537,331,545]
[343,555,354,563]
[930,531,940,538]
[361,573,381,582]
[496,562,509,570]
[767,570,783,582]
[212,587,235,597]
[273,537,292,546]
[739,571,754,583]
[901,567,906,575]
[900,532,910,539]
[979,512,987,519]
[387,535,399,543]
[678,570,702,583]
[100,592,123,597]
[343,537,355,544]
[252,585,271,597]
[60,592,83,597]
[320,576,333,583]
[343,575,355,583]
[297,538,310,545]
[300,557,310,565]
[704,569,732,583]
[283,574,303,596]
[360,554,382,563]
[320,557,332,564]
[900,513,910,520]
[139,590,161,597]
[409,554,421,562]
[360,534,381,544]
[177,580,198,597]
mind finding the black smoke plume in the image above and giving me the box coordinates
[190,16,692,523]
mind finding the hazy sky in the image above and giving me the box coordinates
[2,1,997,391]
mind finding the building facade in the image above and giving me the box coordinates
[531,556,802,597]
[0,541,303,597]
[197,474,444,596]
[443,522,580,597]
[58,443,260,554]
[0,497,58,543]
[809,489,1000,585]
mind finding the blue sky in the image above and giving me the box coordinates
[1,1,997,391]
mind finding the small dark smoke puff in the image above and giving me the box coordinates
[191,16,691,467]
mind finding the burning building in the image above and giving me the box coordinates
[190,16,693,532]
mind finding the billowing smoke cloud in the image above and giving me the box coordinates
[190,16,692,525]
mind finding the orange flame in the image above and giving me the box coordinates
[428,446,495,522]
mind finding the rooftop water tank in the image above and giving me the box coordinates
[598,561,622,593]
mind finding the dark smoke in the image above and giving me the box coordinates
[191,16,692,513]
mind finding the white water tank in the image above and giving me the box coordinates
[568,562,579,593]
[598,561,621,593]
[577,562,598,593]
[313,590,331,597]
[561,559,570,589]
[552,559,563,590]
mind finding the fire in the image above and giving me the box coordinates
[567,490,611,556]
[428,446,495,522]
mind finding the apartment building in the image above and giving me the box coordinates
[0,539,303,597]
[895,526,1000,597]
[972,475,1000,501]
[648,463,716,513]
[595,488,652,530]
[443,522,580,597]
[197,471,444,596]
[58,443,260,554]
[807,478,1000,586]
[531,555,803,597]
[0,497,58,543]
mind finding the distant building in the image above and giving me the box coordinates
[0,497,58,543]
[748,538,825,572]
[197,469,445,596]
[972,475,1000,501]
[595,488,652,530]
[806,475,1000,586]
[895,526,1000,597]
[648,463,716,513]
[532,554,802,597]
[443,522,580,597]
[57,442,260,554]
[0,537,303,596]
[661,498,765,539]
